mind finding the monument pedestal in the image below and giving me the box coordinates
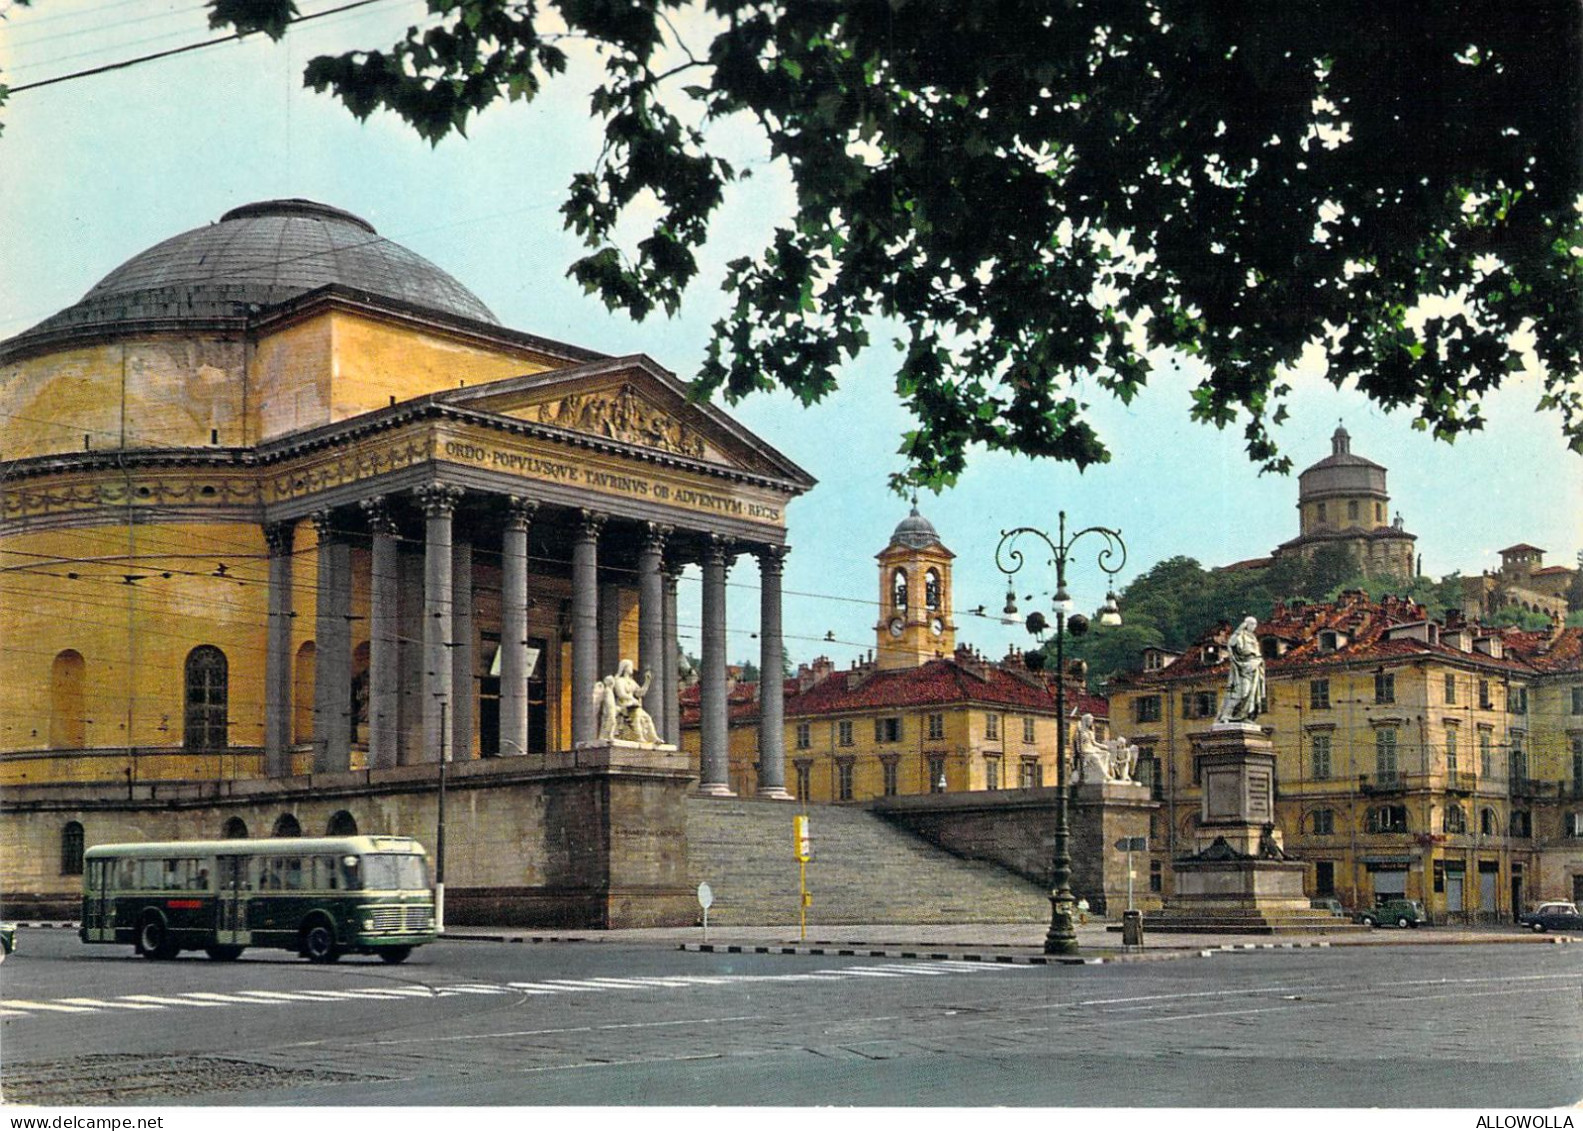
[1151,723,1355,934]
[1071,779,1161,917]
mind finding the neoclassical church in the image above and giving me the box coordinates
[0,199,814,923]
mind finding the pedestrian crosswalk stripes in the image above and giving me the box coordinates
[1,960,1027,1021]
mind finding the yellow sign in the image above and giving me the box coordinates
[794,815,811,862]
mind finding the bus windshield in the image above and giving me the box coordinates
[359,854,429,891]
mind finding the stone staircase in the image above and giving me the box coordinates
[684,797,1048,926]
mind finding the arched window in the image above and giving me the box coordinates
[1443,805,1466,835]
[61,821,85,875]
[222,816,249,839]
[272,813,302,838]
[183,645,229,750]
[50,650,87,749]
[925,569,941,611]
[891,568,908,612]
[1480,807,1497,837]
[326,810,358,836]
[293,642,317,745]
[1307,809,1336,836]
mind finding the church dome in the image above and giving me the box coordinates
[889,503,942,550]
[8,199,497,348]
[1299,424,1387,499]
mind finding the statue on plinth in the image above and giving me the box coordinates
[593,659,662,744]
[1215,615,1267,725]
[1074,713,1111,783]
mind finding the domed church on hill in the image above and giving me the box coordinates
[0,200,814,924]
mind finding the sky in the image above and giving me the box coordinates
[3,0,1580,673]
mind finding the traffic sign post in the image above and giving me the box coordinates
[697,881,713,943]
[1115,836,1147,949]
[793,815,811,941]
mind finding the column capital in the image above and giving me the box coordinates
[414,482,464,519]
[309,509,337,540]
[642,522,674,555]
[360,495,399,536]
[264,520,296,557]
[577,508,608,540]
[704,533,738,567]
[754,543,790,573]
[505,496,540,532]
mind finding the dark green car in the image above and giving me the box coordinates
[1,922,15,956]
[1357,898,1426,928]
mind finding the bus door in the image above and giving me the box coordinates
[215,855,252,945]
[82,858,116,942]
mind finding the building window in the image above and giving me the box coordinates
[927,713,945,741]
[1149,859,1163,893]
[1135,696,1161,724]
[50,650,87,749]
[1019,759,1040,789]
[875,717,901,744]
[1184,691,1217,719]
[984,714,999,741]
[1310,808,1335,836]
[1347,500,1359,521]
[1311,733,1332,781]
[326,810,358,836]
[1572,736,1583,789]
[795,762,812,801]
[1509,810,1532,838]
[222,816,249,839]
[1479,679,1493,709]
[1513,686,1527,714]
[881,758,899,797]
[1317,502,1327,523]
[1315,861,1336,896]
[1444,805,1466,835]
[184,645,229,750]
[925,568,941,611]
[1374,671,1395,705]
[272,813,302,838]
[838,720,854,747]
[984,756,1000,791]
[1365,805,1409,834]
[892,568,908,612]
[61,821,85,875]
[1444,674,1457,705]
[1480,730,1494,777]
[1565,812,1583,838]
[836,760,855,801]
[795,722,811,750]
[928,756,946,792]
[1479,807,1496,837]
[1572,687,1583,715]
[1509,744,1528,785]
[1309,679,1331,710]
[1445,727,1459,783]
[1023,716,1036,745]
[1136,753,1160,798]
[1375,502,1384,522]
[1375,727,1398,784]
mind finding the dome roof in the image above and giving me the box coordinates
[890,503,942,550]
[1299,424,1388,498]
[11,199,497,345]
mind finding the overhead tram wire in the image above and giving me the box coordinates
[4,0,399,93]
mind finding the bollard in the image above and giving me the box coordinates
[1121,909,1144,949]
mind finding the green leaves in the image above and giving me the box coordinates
[201,0,1583,486]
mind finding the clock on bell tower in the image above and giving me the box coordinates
[874,503,956,670]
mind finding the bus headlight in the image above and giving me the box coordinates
[362,918,376,931]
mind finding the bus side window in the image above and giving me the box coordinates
[283,857,304,891]
[341,856,361,891]
[312,856,339,890]
[138,859,163,890]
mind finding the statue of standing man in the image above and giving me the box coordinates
[1215,615,1267,724]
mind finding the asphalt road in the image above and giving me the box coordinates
[2,928,1581,1107]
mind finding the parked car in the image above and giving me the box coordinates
[1309,897,1348,917]
[1356,898,1426,928]
[0,923,15,957]
[1517,901,1583,933]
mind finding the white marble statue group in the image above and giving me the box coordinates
[592,659,661,745]
[1074,712,1140,784]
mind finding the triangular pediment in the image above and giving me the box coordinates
[436,355,812,486]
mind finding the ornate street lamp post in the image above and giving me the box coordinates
[995,511,1126,956]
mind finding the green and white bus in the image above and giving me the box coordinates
[80,835,438,964]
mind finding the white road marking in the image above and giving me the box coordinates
[120,994,229,1008]
[2,999,99,1014]
[56,997,166,1010]
[183,992,283,1004]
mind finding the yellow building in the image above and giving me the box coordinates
[1108,592,1583,919]
[681,505,1110,802]
[1,199,814,794]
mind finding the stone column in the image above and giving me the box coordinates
[756,544,792,799]
[416,484,463,763]
[451,537,475,760]
[698,535,736,795]
[571,510,606,746]
[662,564,682,745]
[499,497,537,757]
[311,509,352,773]
[599,582,624,678]
[360,497,400,770]
[638,523,671,739]
[263,521,295,777]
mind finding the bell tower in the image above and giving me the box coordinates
[875,502,956,669]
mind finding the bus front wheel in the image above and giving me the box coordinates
[301,922,340,964]
[138,916,177,960]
